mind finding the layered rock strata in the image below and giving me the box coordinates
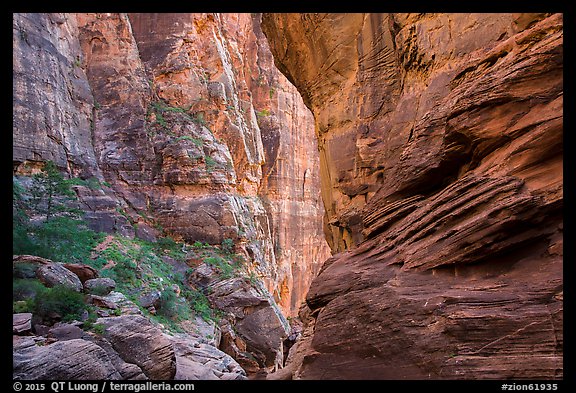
[262,12,563,379]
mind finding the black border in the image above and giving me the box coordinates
[8,2,574,391]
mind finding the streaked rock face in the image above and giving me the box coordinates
[13,12,330,320]
[263,13,562,379]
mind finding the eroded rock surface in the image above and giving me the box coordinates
[98,315,176,380]
[263,12,563,379]
[13,339,122,380]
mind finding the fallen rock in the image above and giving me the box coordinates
[33,324,50,336]
[13,335,37,351]
[90,291,142,315]
[171,336,247,380]
[177,316,221,347]
[98,315,176,380]
[64,263,99,283]
[13,255,51,266]
[209,277,289,372]
[84,277,116,295]
[13,338,122,380]
[86,335,147,380]
[89,295,119,310]
[138,290,161,309]
[48,323,84,341]
[36,263,83,292]
[13,313,32,335]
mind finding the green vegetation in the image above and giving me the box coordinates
[204,255,239,279]
[12,161,253,333]
[192,112,207,126]
[92,323,106,335]
[204,155,217,172]
[13,164,105,265]
[174,135,204,147]
[13,279,86,322]
[193,241,210,249]
[184,288,213,321]
[256,109,270,117]
[269,87,276,99]
[29,161,79,222]
[221,238,235,254]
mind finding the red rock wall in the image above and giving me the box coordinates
[262,13,563,379]
[13,12,331,319]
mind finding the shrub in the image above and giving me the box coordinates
[204,256,235,278]
[13,263,38,279]
[25,216,103,265]
[193,241,209,249]
[204,155,217,171]
[221,238,235,254]
[13,279,47,301]
[158,288,190,321]
[256,109,270,117]
[185,289,213,322]
[157,289,178,319]
[92,323,106,335]
[34,285,86,322]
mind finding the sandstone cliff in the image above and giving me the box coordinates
[263,13,563,379]
[13,12,330,376]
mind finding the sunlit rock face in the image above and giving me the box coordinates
[13,12,331,376]
[263,13,562,379]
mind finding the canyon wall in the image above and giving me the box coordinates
[263,13,563,379]
[13,12,330,318]
[13,12,331,375]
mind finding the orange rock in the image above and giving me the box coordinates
[263,12,563,379]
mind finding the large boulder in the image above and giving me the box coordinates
[13,313,32,335]
[171,337,247,380]
[64,263,99,283]
[84,277,116,295]
[13,338,122,380]
[138,291,161,309]
[36,263,83,292]
[208,277,289,372]
[89,291,143,315]
[98,315,176,380]
[48,323,85,341]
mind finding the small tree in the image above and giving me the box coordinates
[30,161,79,222]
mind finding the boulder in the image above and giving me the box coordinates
[86,335,147,380]
[64,263,98,283]
[138,291,161,309]
[208,277,289,372]
[89,295,119,310]
[13,313,32,335]
[13,338,122,380]
[98,315,176,380]
[48,323,84,341]
[36,263,83,292]
[96,291,142,315]
[13,255,51,266]
[171,336,246,380]
[84,277,116,295]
